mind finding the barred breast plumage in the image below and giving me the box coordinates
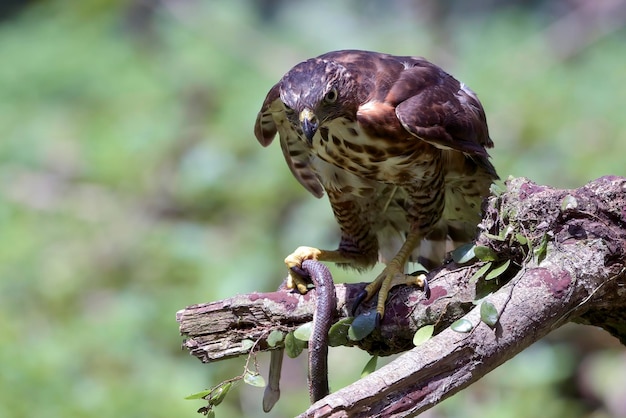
[255,49,498,319]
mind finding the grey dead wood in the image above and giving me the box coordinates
[177,176,626,417]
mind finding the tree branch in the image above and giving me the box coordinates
[177,176,626,417]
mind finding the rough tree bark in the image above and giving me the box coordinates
[177,176,626,417]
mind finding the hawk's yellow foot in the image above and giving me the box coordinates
[353,230,429,319]
[284,246,323,293]
[284,246,351,294]
[354,264,429,320]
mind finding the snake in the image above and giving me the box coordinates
[263,259,337,411]
[301,259,337,403]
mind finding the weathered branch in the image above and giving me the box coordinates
[177,176,626,417]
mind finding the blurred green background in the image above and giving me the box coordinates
[1,1,625,417]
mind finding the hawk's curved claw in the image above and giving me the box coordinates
[284,246,323,294]
[351,288,369,317]
[423,276,431,299]
[409,270,431,299]
[352,269,430,320]
[289,265,309,280]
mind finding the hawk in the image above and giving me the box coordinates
[255,50,498,319]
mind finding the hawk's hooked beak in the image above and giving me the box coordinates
[299,108,318,143]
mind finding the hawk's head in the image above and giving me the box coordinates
[278,58,359,143]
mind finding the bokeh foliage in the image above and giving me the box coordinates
[0,1,624,417]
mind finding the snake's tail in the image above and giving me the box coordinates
[262,348,284,412]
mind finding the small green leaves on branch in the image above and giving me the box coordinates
[451,318,473,333]
[480,301,499,327]
[361,356,378,378]
[244,371,266,387]
[470,263,492,284]
[267,330,284,347]
[329,317,354,347]
[285,331,305,358]
[293,321,313,341]
[485,260,511,281]
[348,310,377,341]
[241,339,254,351]
[413,325,434,346]
[474,246,498,261]
[451,243,477,264]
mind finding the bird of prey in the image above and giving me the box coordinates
[255,50,498,319]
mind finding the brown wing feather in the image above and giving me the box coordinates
[254,83,324,198]
[392,63,493,157]
[254,83,280,146]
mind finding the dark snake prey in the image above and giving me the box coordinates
[263,259,337,411]
[301,259,337,403]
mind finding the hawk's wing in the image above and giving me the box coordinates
[354,56,493,158]
[254,83,324,198]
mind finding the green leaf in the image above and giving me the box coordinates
[514,233,528,245]
[293,322,313,341]
[472,292,492,306]
[207,411,215,418]
[267,330,284,347]
[412,325,434,346]
[241,339,254,351]
[482,232,506,241]
[210,382,232,406]
[490,182,506,196]
[451,243,476,264]
[526,234,533,256]
[328,317,354,347]
[451,318,473,333]
[469,262,492,284]
[480,301,499,327]
[348,310,377,341]
[473,246,498,261]
[243,372,266,388]
[361,355,378,378]
[185,381,233,404]
[485,259,510,281]
[408,262,429,274]
[561,194,578,211]
[284,332,305,358]
[185,389,212,400]
[535,233,549,264]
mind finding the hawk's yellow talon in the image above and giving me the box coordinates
[376,263,405,319]
[359,269,428,318]
[284,246,323,294]
[284,246,323,269]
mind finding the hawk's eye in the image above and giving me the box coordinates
[324,88,338,104]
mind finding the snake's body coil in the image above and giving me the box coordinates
[302,259,337,403]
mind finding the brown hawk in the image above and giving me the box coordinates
[255,50,498,319]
